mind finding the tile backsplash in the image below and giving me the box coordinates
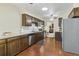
[20,25,39,33]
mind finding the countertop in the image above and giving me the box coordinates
[0,31,43,40]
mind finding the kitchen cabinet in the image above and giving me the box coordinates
[7,37,20,56]
[35,32,44,42]
[20,35,29,51]
[28,34,37,45]
[7,35,29,56]
[0,32,44,56]
[55,32,62,41]
[32,32,44,43]
[0,39,6,56]
[22,14,32,26]
[28,32,44,46]
[68,7,79,18]
[22,14,44,30]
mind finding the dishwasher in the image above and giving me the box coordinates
[28,34,35,45]
[29,35,32,45]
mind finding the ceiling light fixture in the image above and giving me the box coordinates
[42,7,48,11]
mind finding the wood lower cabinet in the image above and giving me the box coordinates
[34,33,41,42]
[0,32,44,56]
[7,37,20,56]
[0,39,6,56]
[7,35,29,56]
[55,32,62,41]
[32,32,44,44]
[28,32,44,46]
[35,32,44,42]
[20,35,29,51]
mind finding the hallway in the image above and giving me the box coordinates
[17,37,78,56]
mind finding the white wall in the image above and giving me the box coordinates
[0,4,21,35]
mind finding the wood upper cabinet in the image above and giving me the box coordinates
[22,14,32,26]
[74,7,79,17]
[22,13,44,27]
[0,39,6,56]
[68,7,79,18]
[7,37,20,56]
[20,35,29,51]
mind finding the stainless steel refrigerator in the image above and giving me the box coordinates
[62,18,79,54]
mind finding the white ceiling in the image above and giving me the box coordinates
[11,3,73,20]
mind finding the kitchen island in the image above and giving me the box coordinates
[0,31,44,56]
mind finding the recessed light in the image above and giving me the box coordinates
[42,7,48,11]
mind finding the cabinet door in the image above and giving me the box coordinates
[22,14,26,26]
[0,40,6,56]
[26,15,32,26]
[34,33,40,42]
[37,33,44,41]
[20,36,29,51]
[55,32,62,41]
[74,7,79,17]
[22,14,32,26]
[34,32,44,43]
[39,32,44,40]
[7,37,20,56]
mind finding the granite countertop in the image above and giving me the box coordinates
[0,31,43,40]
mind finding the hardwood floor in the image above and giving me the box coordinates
[17,37,78,56]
